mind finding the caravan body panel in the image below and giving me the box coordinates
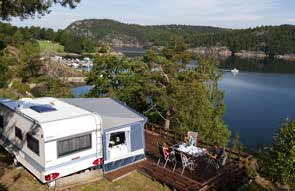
[0,102,45,181]
[0,98,103,183]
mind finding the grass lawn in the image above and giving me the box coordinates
[72,171,171,191]
[0,168,170,191]
[0,149,170,191]
[38,40,64,54]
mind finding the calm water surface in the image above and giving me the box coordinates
[72,85,93,98]
[113,47,146,58]
[220,72,295,147]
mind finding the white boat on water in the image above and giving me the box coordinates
[231,68,239,74]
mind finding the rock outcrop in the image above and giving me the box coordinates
[189,46,232,57]
[275,54,295,61]
[235,50,267,59]
[100,33,143,48]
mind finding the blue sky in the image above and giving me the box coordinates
[10,0,295,30]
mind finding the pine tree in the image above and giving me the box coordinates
[260,121,295,188]
[87,38,231,145]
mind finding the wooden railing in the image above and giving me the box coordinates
[145,123,252,162]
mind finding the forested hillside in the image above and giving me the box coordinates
[0,22,95,54]
[66,19,295,57]
[2,20,294,58]
[66,19,226,47]
[190,25,295,56]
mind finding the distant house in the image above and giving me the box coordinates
[72,63,79,68]
[0,97,147,184]
[50,55,63,62]
[84,57,91,61]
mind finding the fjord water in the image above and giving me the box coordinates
[72,85,94,98]
[113,47,146,58]
[72,51,295,147]
[220,72,295,147]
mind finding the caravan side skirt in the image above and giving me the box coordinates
[103,154,145,172]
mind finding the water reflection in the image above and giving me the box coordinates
[219,56,295,73]
[113,47,146,58]
[72,85,94,98]
[220,72,295,147]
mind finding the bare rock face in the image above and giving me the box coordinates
[67,20,95,38]
[276,54,295,61]
[189,47,269,59]
[102,33,142,48]
[111,38,141,48]
[235,50,267,59]
[189,46,232,57]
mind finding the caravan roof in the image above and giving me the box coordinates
[0,97,146,130]
[0,97,93,123]
[60,98,147,130]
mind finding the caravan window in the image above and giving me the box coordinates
[0,115,4,129]
[57,134,92,157]
[109,132,126,147]
[15,127,23,140]
[27,134,39,156]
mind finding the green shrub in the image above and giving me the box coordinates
[11,80,30,94]
[31,76,73,98]
[0,62,11,88]
[0,89,19,100]
[259,121,295,188]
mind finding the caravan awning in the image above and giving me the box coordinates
[60,98,147,130]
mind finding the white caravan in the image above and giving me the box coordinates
[0,97,103,184]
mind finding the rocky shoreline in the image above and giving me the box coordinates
[275,54,295,61]
[109,42,295,61]
[188,46,295,61]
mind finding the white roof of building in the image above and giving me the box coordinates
[0,97,93,123]
[60,98,147,130]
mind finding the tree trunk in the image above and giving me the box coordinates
[164,109,171,130]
